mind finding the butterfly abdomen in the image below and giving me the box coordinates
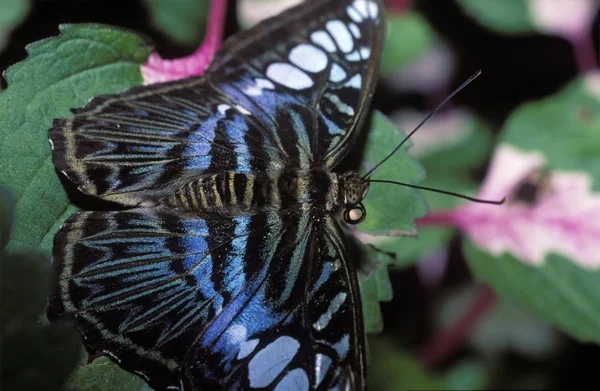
[161,170,342,214]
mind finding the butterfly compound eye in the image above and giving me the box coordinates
[343,202,366,225]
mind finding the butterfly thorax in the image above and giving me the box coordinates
[161,169,347,215]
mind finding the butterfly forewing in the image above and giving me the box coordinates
[48,0,385,390]
[208,0,384,168]
[50,78,286,206]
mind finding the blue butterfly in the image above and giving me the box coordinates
[47,0,385,389]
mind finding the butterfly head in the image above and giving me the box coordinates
[341,171,370,225]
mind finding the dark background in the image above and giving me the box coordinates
[2,0,599,389]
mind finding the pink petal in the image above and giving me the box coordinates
[451,144,600,269]
[141,0,228,84]
[528,0,598,40]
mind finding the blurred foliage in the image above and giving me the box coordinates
[1,185,81,390]
[0,0,32,52]
[368,335,445,390]
[141,0,209,46]
[380,11,435,75]
[456,0,534,34]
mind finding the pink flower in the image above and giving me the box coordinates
[424,145,600,269]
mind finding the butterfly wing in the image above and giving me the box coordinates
[207,0,385,168]
[181,215,365,390]
[48,209,363,390]
[49,0,385,389]
[50,78,287,206]
[50,0,384,206]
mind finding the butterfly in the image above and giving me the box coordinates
[47,0,385,390]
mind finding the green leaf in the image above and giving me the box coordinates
[0,0,32,52]
[465,241,600,343]
[500,74,600,184]
[66,357,147,391]
[142,0,209,45]
[367,335,446,390]
[0,24,152,253]
[456,0,535,34]
[380,11,435,75]
[359,111,428,235]
[359,246,395,333]
[357,112,428,331]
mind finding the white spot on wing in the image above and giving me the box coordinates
[326,20,354,53]
[49,138,54,150]
[329,63,347,82]
[237,338,259,360]
[218,104,231,115]
[274,368,309,391]
[349,23,361,38]
[310,30,336,53]
[227,324,247,345]
[243,78,275,96]
[315,354,332,387]
[354,0,379,19]
[345,74,362,89]
[347,5,364,22]
[289,44,328,73]
[334,334,350,360]
[346,50,361,62]
[248,336,300,387]
[313,292,348,331]
[360,47,371,58]
[266,62,314,90]
[235,105,251,115]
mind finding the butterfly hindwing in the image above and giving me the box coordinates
[48,208,293,390]
[49,209,363,390]
[182,215,364,390]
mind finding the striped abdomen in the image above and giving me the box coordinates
[161,170,342,215]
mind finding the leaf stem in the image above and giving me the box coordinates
[418,285,496,368]
[417,210,460,227]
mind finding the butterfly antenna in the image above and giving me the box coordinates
[361,70,482,180]
[368,179,505,205]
